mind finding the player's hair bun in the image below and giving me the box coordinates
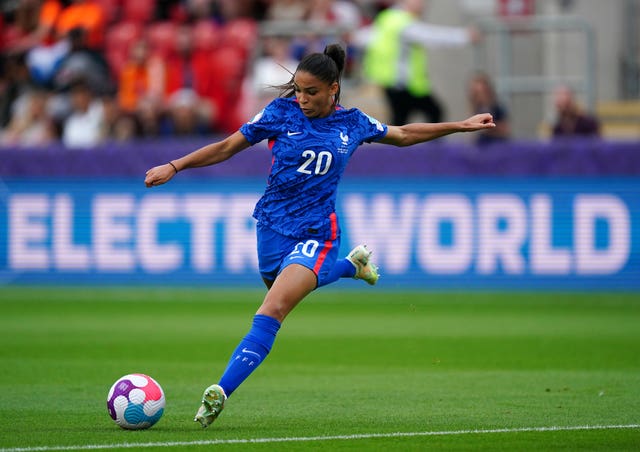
[277,43,346,104]
[324,44,346,75]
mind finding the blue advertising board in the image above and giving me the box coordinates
[1,177,638,290]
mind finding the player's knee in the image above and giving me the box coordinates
[257,297,289,323]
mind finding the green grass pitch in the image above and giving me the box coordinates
[0,288,639,451]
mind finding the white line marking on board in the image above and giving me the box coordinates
[1,424,638,452]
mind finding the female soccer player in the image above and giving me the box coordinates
[144,44,495,428]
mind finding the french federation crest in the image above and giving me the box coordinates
[338,131,350,153]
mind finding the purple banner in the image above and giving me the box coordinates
[1,137,639,177]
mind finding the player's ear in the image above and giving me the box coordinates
[329,82,339,97]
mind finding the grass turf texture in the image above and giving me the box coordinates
[0,288,638,451]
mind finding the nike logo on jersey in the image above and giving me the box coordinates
[287,131,302,136]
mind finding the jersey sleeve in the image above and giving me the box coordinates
[239,99,285,145]
[355,110,388,143]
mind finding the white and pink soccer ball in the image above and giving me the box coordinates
[107,373,165,430]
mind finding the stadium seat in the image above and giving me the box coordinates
[106,22,143,51]
[105,22,143,76]
[122,0,155,24]
[221,18,258,57]
[0,24,22,51]
[192,20,221,52]
[146,21,178,58]
[94,0,121,24]
[210,46,246,94]
[208,45,248,132]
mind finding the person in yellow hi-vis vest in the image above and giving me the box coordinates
[363,0,479,125]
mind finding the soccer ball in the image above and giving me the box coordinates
[106,373,165,430]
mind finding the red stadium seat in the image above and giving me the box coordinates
[94,0,121,24]
[1,24,23,51]
[122,0,154,24]
[208,45,248,132]
[146,21,178,57]
[221,18,258,57]
[105,22,143,76]
[105,22,143,50]
[192,20,221,52]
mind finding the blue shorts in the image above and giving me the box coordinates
[256,221,340,288]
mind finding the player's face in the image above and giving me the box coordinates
[293,71,339,118]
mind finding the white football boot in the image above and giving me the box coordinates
[346,245,379,285]
[194,384,226,428]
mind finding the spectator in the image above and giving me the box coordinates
[35,0,66,45]
[361,0,479,125]
[185,0,215,22]
[304,0,364,27]
[215,0,264,22]
[111,112,143,142]
[53,0,106,49]
[0,53,36,128]
[2,0,64,56]
[1,88,56,147]
[160,88,212,136]
[0,0,43,54]
[266,0,307,21]
[136,96,164,138]
[551,85,600,138]
[23,0,106,88]
[249,36,298,111]
[61,79,105,148]
[102,95,143,142]
[16,0,105,52]
[52,27,113,95]
[165,25,216,124]
[117,38,166,113]
[467,71,510,146]
[292,0,365,72]
[25,35,70,88]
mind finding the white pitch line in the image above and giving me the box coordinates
[1,424,638,452]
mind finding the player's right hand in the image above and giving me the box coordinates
[144,164,176,187]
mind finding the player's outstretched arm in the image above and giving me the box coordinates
[145,131,251,187]
[379,113,495,147]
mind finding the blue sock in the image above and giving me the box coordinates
[323,258,356,286]
[218,314,281,397]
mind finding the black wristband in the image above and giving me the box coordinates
[168,162,178,174]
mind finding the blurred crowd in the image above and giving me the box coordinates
[0,0,384,148]
[0,0,600,149]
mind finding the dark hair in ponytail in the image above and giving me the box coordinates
[278,43,346,105]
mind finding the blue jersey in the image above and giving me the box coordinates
[240,97,388,241]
